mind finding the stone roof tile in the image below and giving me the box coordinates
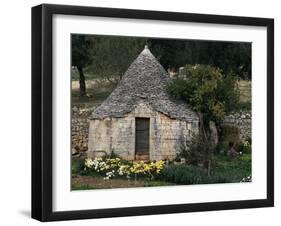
[91,46,198,121]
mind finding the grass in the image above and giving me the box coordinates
[157,153,251,185]
[212,153,251,182]
[158,164,230,185]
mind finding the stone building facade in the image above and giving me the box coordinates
[88,102,198,160]
[87,46,199,161]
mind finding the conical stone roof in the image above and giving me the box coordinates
[91,46,198,121]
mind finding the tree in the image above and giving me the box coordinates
[149,39,192,71]
[87,36,147,83]
[149,39,251,79]
[168,64,240,174]
[72,35,93,96]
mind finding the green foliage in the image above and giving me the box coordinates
[71,35,251,98]
[71,158,85,174]
[72,35,94,96]
[166,78,190,100]
[240,153,252,161]
[158,164,230,185]
[216,73,240,115]
[72,36,252,83]
[168,65,240,175]
[238,101,251,111]
[149,39,251,79]
[87,36,147,82]
[159,153,251,184]
[72,35,93,68]
[236,140,252,154]
[168,64,240,124]
[212,153,251,182]
[73,153,251,186]
[177,133,211,166]
[215,142,229,155]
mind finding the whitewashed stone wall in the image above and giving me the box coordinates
[88,102,199,160]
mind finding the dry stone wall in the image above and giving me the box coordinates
[223,110,251,142]
[71,105,93,157]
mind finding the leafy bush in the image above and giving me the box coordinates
[71,158,85,174]
[167,64,240,124]
[177,133,213,166]
[159,152,251,184]
[158,164,230,185]
[215,142,229,155]
[236,140,251,154]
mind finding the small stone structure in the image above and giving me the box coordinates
[87,46,199,160]
[71,107,251,156]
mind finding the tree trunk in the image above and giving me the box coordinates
[198,112,207,141]
[77,66,86,97]
[198,112,212,176]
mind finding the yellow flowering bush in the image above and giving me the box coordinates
[84,157,166,180]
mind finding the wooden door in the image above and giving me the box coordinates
[135,118,150,160]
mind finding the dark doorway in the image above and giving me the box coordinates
[135,118,150,160]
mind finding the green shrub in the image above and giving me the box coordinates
[72,157,104,177]
[240,153,251,162]
[236,140,251,154]
[158,164,230,185]
[212,153,251,182]
[177,133,212,166]
[215,142,229,155]
[71,158,85,174]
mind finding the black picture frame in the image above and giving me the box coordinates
[31,4,274,222]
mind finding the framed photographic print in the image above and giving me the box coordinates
[31,4,274,221]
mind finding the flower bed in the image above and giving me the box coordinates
[84,157,166,180]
